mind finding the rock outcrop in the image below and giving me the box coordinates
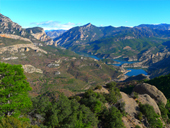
[0,34,32,43]
[22,65,43,74]
[122,115,144,128]
[94,87,109,94]
[121,48,170,69]
[119,92,139,117]
[133,83,167,105]
[26,27,54,45]
[137,94,161,115]
[0,13,23,35]
[0,44,47,54]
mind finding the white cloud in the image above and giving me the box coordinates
[76,23,82,25]
[30,21,78,30]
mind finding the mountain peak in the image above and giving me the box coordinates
[83,23,93,28]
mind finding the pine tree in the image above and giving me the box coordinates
[0,62,32,117]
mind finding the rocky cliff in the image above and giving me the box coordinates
[121,47,170,69]
[0,43,47,54]
[26,27,54,45]
[0,13,27,36]
[0,34,32,43]
[118,82,168,128]
[53,23,104,47]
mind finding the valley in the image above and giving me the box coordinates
[51,23,170,78]
[1,12,170,128]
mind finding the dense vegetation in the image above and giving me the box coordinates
[54,23,170,60]
[30,84,124,128]
[0,62,38,127]
[146,73,170,99]
[71,37,166,58]
[1,61,170,128]
[139,104,163,128]
[0,62,125,128]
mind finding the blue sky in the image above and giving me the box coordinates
[0,0,170,30]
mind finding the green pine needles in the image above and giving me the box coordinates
[0,62,32,117]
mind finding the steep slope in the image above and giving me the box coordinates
[0,13,28,37]
[0,13,54,45]
[26,27,54,45]
[54,23,170,59]
[54,23,104,47]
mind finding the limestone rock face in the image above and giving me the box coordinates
[119,92,139,117]
[0,34,32,42]
[0,14,23,35]
[133,83,167,105]
[122,115,144,128]
[121,47,170,69]
[0,44,47,54]
[27,27,54,45]
[22,65,43,74]
[138,94,161,115]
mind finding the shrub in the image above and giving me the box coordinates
[0,116,39,128]
[133,92,139,99]
[158,102,168,120]
[100,106,125,128]
[106,81,117,89]
[135,125,141,128]
[137,112,143,121]
[139,104,163,128]
[95,85,102,90]
[105,82,121,104]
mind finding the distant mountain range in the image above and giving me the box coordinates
[53,23,170,57]
[45,30,66,39]
[53,23,170,77]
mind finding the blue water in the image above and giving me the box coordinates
[112,58,148,76]
[113,58,138,66]
[125,69,148,76]
[76,52,148,76]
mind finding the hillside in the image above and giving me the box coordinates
[0,13,121,97]
[53,23,170,77]
[54,23,170,59]
[1,13,170,128]
[26,27,54,45]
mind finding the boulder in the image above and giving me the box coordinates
[22,65,43,74]
[122,115,145,128]
[133,83,167,105]
[119,92,139,117]
[55,71,61,75]
[94,87,109,94]
[138,94,161,115]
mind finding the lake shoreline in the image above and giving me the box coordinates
[75,52,148,77]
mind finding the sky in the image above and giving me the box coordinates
[0,0,170,30]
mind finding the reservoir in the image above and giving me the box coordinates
[76,52,148,77]
[113,58,148,76]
